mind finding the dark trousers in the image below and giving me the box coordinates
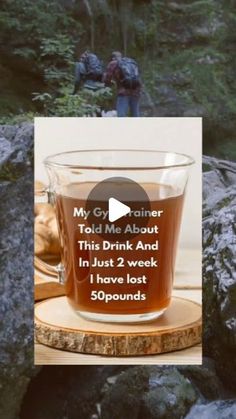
[73,62,86,94]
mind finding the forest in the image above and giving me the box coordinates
[0,0,236,157]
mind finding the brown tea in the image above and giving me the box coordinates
[55,182,184,315]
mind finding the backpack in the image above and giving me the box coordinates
[85,53,103,81]
[118,57,141,89]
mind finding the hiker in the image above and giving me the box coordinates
[103,51,141,117]
[72,51,103,94]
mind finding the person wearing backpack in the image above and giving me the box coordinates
[73,50,103,94]
[103,51,141,117]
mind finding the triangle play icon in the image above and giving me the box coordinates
[108,197,131,222]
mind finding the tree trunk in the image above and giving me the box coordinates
[119,1,128,55]
[83,0,95,50]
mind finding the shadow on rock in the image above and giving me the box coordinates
[202,156,236,389]
[0,123,35,419]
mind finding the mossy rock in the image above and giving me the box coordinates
[101,366,198,419]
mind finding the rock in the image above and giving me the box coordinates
[0,123,35,419]
[140,89,155,116]
[155,85,178,104]
[0,125,18,142]
[106,375,119,385]
[168,2,184,12]
[154,83,186,117]
[0,123,33,181]
[196,55,221,65]
[0,137,12,167]
[203,156,236,190]
[193,26,213,41]
[202,156,236,389]
[178,358,223,400]
[140,369,198,419]
[152,71,197,117]
[186,400,236,419]
[183,106,205,117]
[101,110,117,117]
[20,366,128,419]
[101,366,198,419]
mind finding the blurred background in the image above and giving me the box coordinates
[0,0,235,159]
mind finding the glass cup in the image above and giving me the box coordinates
[35,150,194,323]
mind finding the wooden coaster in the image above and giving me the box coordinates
[35,296,202,356]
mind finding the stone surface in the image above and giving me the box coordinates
[0,123,34,419]
[186,400,236,419]
[202,156,236,389]
[0,137,12,167]
[20,366,128,419]
[0,124,33,181]
[101,366,198,419]
[178,357,223,400]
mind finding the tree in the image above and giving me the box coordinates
[82,0,95,50]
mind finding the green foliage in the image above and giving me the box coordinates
[32,86,113,117]
[0,112,36,125]
[0,0,78,51]
[53,93,99,117]
[0,0,236,159]
[53,88,111,117]
[40,36,74,62]
[40,35,75,86]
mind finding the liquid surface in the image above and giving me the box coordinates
[55,182,184,315]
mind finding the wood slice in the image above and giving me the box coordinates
[35,296,202,356]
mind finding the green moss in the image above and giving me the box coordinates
[0,164,21,182]
[218,196,233,209]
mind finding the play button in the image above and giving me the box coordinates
[85,176,151,242]
[108,198,130,222]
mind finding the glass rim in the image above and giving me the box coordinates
[44,149,195,171]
